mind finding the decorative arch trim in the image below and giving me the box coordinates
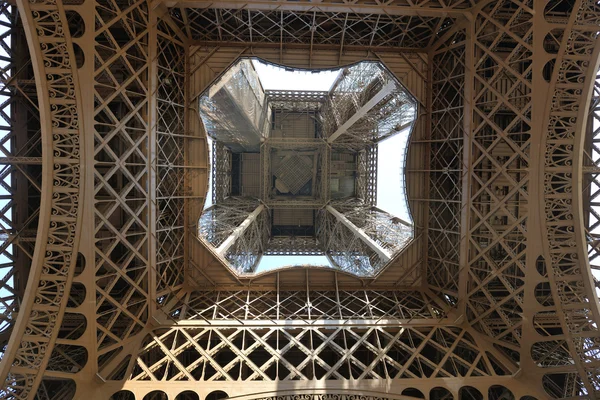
[0,0,84,397]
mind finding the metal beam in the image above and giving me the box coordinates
[326,205,391,262]
[0,157,42,165]
[163,0,470,18]
[583,165,600,173]
[217,204,265,255]
[209,61,242,98]
[189,40,428,54]
[327,81,395,143]
[163,317,454,327]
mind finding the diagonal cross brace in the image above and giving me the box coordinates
[326,205,391,262]
[217,204,265,256]
[327,81,396,143]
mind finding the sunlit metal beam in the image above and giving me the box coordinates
[327,81,396,143]
[326,205,391,262]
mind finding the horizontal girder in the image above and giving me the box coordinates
[163,0,470,17]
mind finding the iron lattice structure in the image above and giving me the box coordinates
[199,58,417,277]
[0,0,598,400]
[199,59,416,276]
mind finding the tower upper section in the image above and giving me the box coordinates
[197,59,417,276]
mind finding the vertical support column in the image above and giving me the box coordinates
[214,141,232,203]
[427,28,466,303]
[74,0,100,385]
[458,17,474,317]
[421,45,433,290]
[92,0,151,380]
[11,16,30,300]
[183,17,191,286]
[148,4,158,319]
[518,0,553,379]
[153,11,189,316]
[186,43,212,285]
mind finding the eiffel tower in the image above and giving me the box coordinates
[0,0,600,399]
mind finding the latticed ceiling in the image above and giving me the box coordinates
[170,7,455,49]
[0,0,599,399]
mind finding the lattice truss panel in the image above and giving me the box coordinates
[316,207,386,277]
[199,198,261,248]
[321,63,390,143]
[223,207,269,273]
[178,290,443,321]
[154,18,187,312]
[585,70,600,271]
[199,197,270,274]
[426,28,466,305]
[464,0,600,397]
[129,326,511,382]
[356,145,377,205]
[315,206,417,280]
[170,7,455,50]
[264,236,322,256]
[93,0,151,375]
[465,0,532,361]
[424,0,600,396]
[173,289,444,321]
[266,90,328,107]
[335,200,413,253]
[321,62,417,150]
[584,65,600,398]
[212,141,231,204]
